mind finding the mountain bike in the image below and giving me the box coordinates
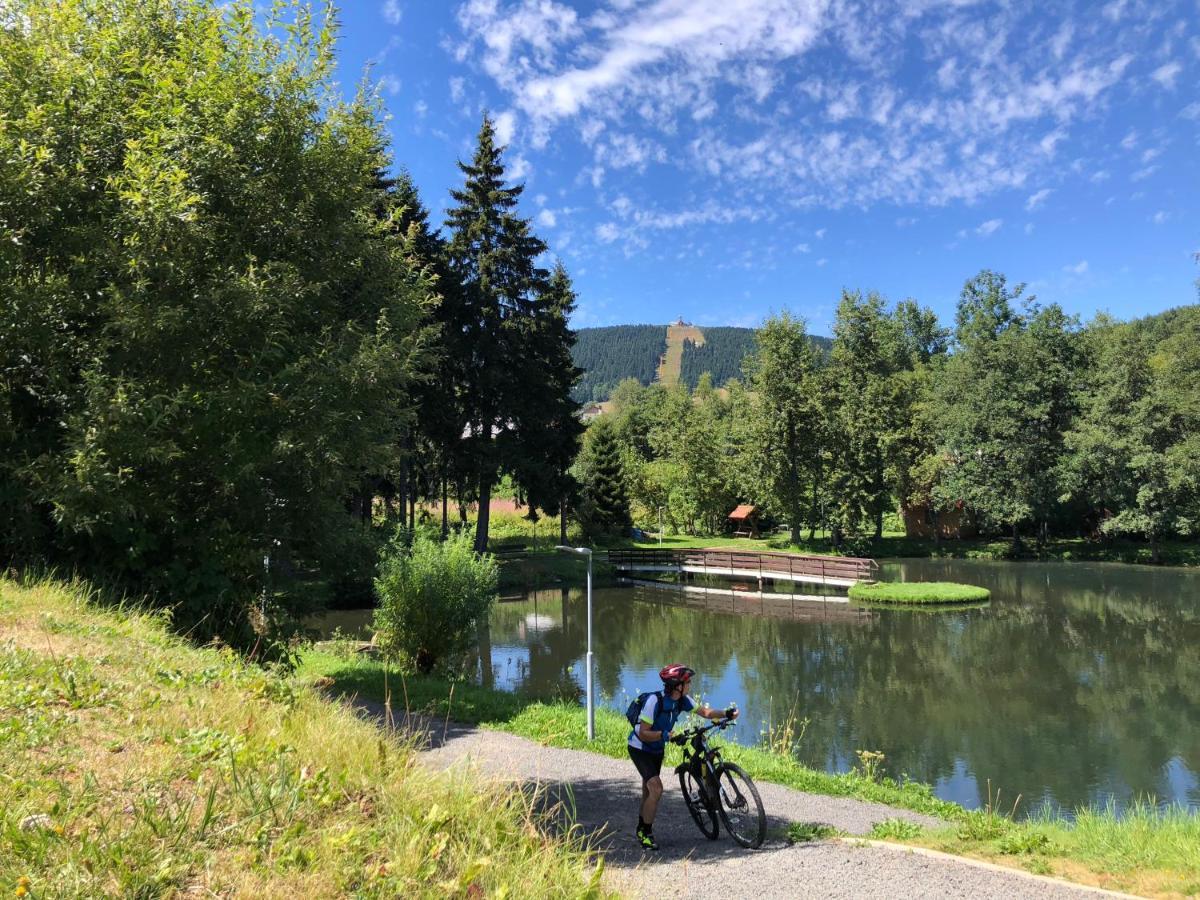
[670,719,766,848]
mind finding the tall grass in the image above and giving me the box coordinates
[0,576,608,898]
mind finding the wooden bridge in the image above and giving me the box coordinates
[606,548,878,588]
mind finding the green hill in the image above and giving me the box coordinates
[572,324,832,402]
[571,325,667,402]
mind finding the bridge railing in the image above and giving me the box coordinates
[607,547,878,583]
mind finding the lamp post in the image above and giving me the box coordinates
[556,544,594,741]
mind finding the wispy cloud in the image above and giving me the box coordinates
[382,0,402,27]
[450,0,1193,262]
[1151,61,1182,88]
[1063,260,1089,274]
[1025,189,1052,211]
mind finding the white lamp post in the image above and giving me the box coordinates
[556,544,594,741]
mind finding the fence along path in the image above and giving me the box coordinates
[606,547,878,588]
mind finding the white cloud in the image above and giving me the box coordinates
[1181,102,1200,120]
[536,209,558,228]
[493,110,517,146]
[795,242,811,253]
[414,99,428,118]
[595,133,667,170]
[1024,223,1035,235]
[1151,61,1182,89]
[382,0,402,26]
[449,77,466,104]
[895,217,918,227]
[1025,188,1052,211]
[976,218,1003,237]
[507,153,531,180]
[596,222,621,243]
[815,258,828,267]
[1152,210,1169,224]
[378,74,401,96]
[1131,165,1159,181]
[1120,130,1138,150]
[1063,260,1088,274]
[815,228,826,239]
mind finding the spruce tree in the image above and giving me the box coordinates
[444,115,580,550]
[579,418,631,538]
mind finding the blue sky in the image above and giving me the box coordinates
[332,0,1199,335]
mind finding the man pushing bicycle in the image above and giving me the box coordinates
[626,663,738,851]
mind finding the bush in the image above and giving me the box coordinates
[373,529,499,673]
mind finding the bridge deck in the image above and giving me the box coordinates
[607,548,878,588]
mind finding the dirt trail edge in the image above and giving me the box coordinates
[353,701,1138,900]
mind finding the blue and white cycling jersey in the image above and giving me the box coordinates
[628,692,696,754]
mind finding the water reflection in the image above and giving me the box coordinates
[313,559,1200,816]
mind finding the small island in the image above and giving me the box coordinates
[848,581,991,604]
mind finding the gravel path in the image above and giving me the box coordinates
[356,702,1137,900]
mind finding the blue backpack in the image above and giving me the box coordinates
[625,690,663,728]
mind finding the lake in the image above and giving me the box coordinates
[316,558,1200,816]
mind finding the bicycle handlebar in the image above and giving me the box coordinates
[670,718,735,745]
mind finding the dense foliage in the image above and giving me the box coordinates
[373,529,499,673]
[600,274,1200,557]
[0,0,580,641]
[570,325,667,402]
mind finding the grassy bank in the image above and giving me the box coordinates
[301,646,1200,898]
[848,582,991,604]
[498,550,616,591]
[626,531,1200,567]
[0,577,607,899]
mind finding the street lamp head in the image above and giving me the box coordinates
[555,545,592,556]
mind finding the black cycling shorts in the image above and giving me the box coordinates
[628,744,664,783]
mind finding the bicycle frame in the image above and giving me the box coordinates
[674,721,730,800]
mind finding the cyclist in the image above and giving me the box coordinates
[628,663,738,850]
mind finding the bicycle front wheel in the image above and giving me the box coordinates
[714,762,765,848]
[678,767,719,839]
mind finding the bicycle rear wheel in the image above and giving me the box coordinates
[678,767,719,839]
[714,762,765,848]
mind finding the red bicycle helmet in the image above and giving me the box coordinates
[659,663,695,687]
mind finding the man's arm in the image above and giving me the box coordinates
[637,723,667,742]
[697,704,739,721]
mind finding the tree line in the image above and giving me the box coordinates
[0,0,581,643]
[580,272,1200,560]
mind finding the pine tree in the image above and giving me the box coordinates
[579,418,631,538]
[444,115,580,550]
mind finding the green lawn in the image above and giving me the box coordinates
[621,531,1200,567]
